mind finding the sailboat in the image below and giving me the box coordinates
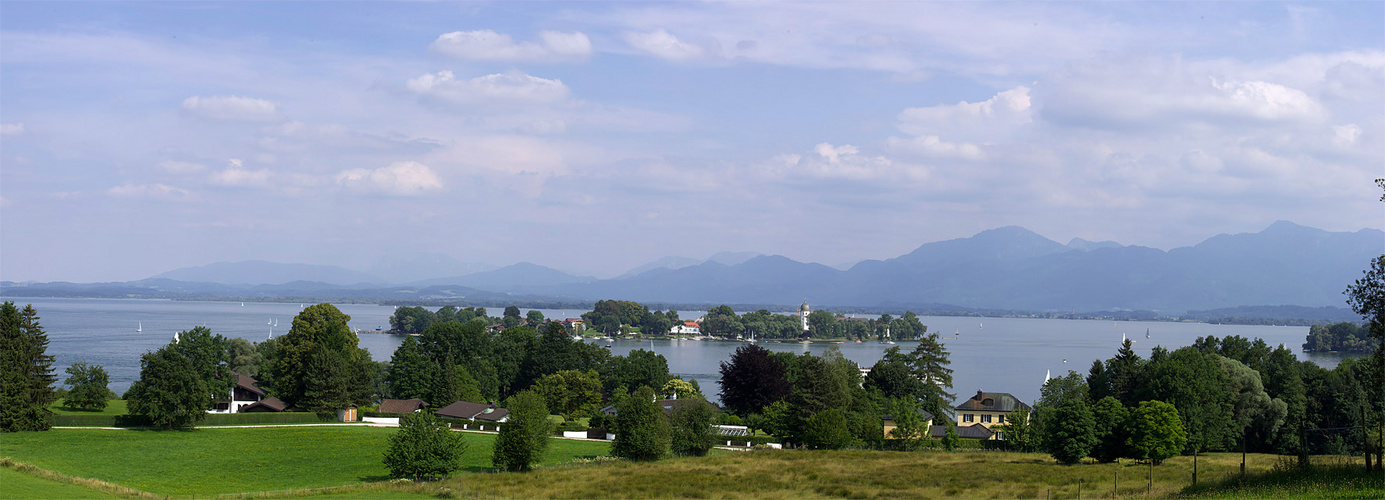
[137,321,142,333]
[1146,328,1150,339]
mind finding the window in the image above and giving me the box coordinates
[995,431,1005,440]
[962,414,974,423]
[998,414,1006,424]
[981,414,992,423]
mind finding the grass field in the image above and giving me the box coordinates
[48,399,129,416]
[0,427,611,497]
[5,426,1378,499]
[396,449,1280,499]
[0,467,127,500]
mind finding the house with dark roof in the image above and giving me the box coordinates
[240,396,288,413]
[377,398,430,414]
[954,390,1031,440]
[436,400,509,423]
[930,422,996,440]
[599,398,721,417]
[882,407,934,439]
[210,372,269,414]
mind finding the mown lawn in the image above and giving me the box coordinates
[0,467,127,500]
[47,398,129,416]
[0,427,611,497]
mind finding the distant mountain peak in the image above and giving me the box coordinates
[152,260,384,286]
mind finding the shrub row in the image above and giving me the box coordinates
[50,411,329,427]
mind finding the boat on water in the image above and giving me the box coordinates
[137,321,142,332]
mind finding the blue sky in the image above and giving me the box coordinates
[2,1,1382,282]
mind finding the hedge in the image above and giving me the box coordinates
[50,412,330,427]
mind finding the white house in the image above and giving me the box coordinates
[670,321,701,335]
[209,372,268,414]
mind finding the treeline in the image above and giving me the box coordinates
[1031,334,1384,464]
[389,305,548,335]
[1304,322,1380,353]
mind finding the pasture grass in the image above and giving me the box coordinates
[392,450,1283,499]
[48,398,129,415]
[0,427,610,497]
[1175,457,1385,499]
[0,466,128,499]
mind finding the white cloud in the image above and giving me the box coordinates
[181,95,280,122]
[430,30,592,62]
[897,86,1033,141]
[814,143,858,163]
[160,160,206,174]
[886,135,985,160]
[210,159,271,187]
[406,70,569,105]
[106,183,192,201]
[0,123,26,136]
[336,161,443,196]
[1333,123,1362,145]
[624,30,706,61]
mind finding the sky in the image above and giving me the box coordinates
[2,1,1382,283]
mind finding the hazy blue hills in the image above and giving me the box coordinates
[153,260,385,285]
[2,221,1379,317]
[559,221,1382,313]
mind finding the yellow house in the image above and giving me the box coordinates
[881,408,934,439]
[954,390,1030,440]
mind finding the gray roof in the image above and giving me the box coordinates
[930,423,994,439]
[956,390,1031,412]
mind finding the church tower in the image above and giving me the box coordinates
[799,300,810,332]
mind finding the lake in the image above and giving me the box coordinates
[1,297,1356,406]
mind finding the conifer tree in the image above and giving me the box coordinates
[1,302,57,432]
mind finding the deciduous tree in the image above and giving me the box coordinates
[492,390,553,472]
[717,343,789,416]
[611,386,670,461]
[62,361,110,412]
[384,411,467,480]
[126,344,210,428]
[1127,400,1186,464]
[669,398,716,457]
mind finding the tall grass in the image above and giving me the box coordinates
[1176,457,1385,499]
[0,458,156,499]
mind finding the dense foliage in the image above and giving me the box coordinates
[0,302,57,432]
[1303,322,1378,353]
[62,360,110,412]
[126,343,213,428]
[383,411,468,480]
[492,390,553,472]
[269,304,375,413]
[611,386,671,461]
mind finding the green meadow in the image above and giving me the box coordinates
[4,427,1380,499]
[0,427,610,497]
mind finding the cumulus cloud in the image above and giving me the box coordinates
[430,30,592,62]
[181,95,280,121]
[160,160,206,174]
[406,70,569,105]
[336,161,443,196]
[106,183,192,201]
[1038,56,1326,130]
[0,123,26,137]
[625,30,706,61]
[897,86,1033,141]
[209,159,271,187]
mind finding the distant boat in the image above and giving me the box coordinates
[240,302,244,307]
[273,319,278,327]
[1146,328,1150,339]
[137,321,142,332]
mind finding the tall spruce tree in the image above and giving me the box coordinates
[0,302,57,432]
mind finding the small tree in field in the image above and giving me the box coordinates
[612,386,670,461]
[384,412,467,480]
[669,399,716,457]
[63,361,110,412]
[492,390,553,472]
[1127,400,1187,465]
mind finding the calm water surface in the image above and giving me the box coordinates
[2,297,1354,405]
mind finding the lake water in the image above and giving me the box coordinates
[1,297,1355,406]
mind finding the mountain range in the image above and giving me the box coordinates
[3,221,1380,315]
